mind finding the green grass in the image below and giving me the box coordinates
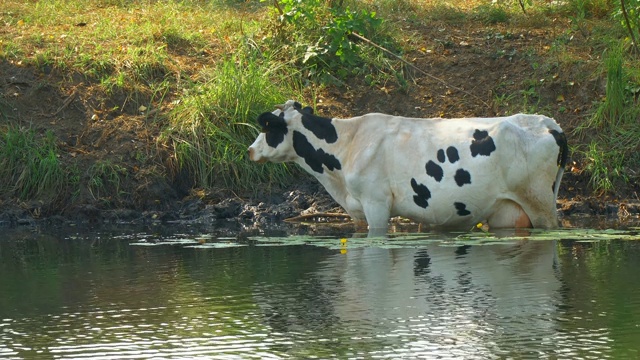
[161,50,304,191]
[0,127,67,202]
[573,43,640,193]
[87,160,128,203]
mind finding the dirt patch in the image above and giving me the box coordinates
[1,18,639,229]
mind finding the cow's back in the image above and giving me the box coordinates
[333,114,563,229]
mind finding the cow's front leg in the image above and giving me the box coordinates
[362,202,391,237]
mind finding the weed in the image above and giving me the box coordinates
[88,160,128,202]
[583,141,628,194]
[492,92,517,113]
[424,3,467,23]
[584,45,634,129]
[472,4,510,24]
[576,44,640,193]
[162,50,302,191]
[0,127,67,202]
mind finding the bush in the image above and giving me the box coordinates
[268,0,388,80]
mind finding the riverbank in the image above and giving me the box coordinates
[1,174,638,230]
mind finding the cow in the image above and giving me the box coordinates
[248,100,568,236]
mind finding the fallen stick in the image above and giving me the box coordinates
[48,90,77,117]
[350,32,490,108]
[285,212,352,223]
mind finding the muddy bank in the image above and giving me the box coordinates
[1,177,639,230]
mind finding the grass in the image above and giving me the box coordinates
[161,50,304,191]
[1,0,640,209]
[88,160,128,203]
[575,43,640,193]
[0,127,67,203]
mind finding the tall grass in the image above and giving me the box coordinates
[162,50,303,191]
[577,44,640,193]
[0,128,67,202]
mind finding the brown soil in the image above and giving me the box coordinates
[1,17,638,227]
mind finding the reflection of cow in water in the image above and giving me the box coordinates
[253,239,563,356]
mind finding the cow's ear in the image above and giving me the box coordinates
[258,112,287,131]
[301,106,314,115]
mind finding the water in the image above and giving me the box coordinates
[1,220,640,359]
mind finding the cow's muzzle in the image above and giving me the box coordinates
[248,147,266,163]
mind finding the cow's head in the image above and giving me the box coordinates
[248,100,311,163]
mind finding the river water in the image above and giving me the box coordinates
[1,219,639,359]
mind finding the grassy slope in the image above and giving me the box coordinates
[0,0,639,217]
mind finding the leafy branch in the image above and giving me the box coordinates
[620,0,639,54]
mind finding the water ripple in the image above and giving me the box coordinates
[2,229,640,358]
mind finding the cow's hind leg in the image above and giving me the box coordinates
[487,200,532,229]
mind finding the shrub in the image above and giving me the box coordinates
[267,0,388,80]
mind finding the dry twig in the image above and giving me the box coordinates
[285,212,351,223]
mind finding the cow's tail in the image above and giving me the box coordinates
[551,130,569,200]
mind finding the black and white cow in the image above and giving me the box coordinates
[249,100,568,236]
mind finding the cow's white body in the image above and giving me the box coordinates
[249,100,567,236]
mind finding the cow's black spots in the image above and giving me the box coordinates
[425,160,444,182]
[454,202,471,216]
[437,147,459,163]
[293,131,341,173]
[446,146,460,163]
[454,169,471,187]
[257,112,288,148]
[470,129,496,157]
[411,178,431,209]
[258,112,286,130]
[549,129,569,168]
[299,111,338,144]
[266,129,287,148]
[293,102,314,114]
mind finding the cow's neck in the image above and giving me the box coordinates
[291,118,354,207]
